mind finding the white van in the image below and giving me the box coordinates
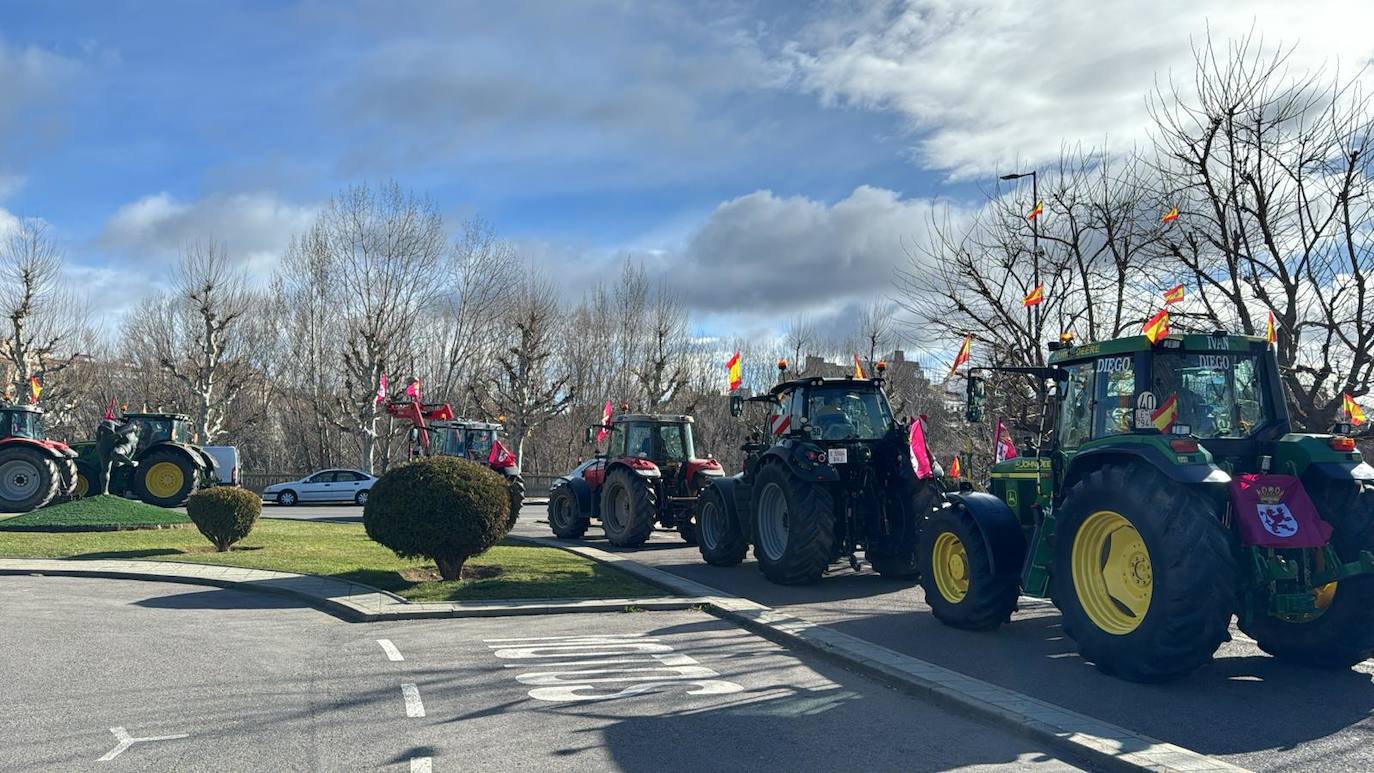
[201,446,241,486]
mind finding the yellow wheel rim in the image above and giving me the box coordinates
[931,531,970,604]
[1071,510,1153,635]
[1314,581,1338,610]
[146,462,185,499]
[74,473,89,498]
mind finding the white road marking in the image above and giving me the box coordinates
[402,683,426,717]
[377,639,404,661]
[410,757,433,772]
[98,726,189,762]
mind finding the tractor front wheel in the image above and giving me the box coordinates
[1239,481,1374,668]
[751,463,834,585]
[696,484,747,566]
[547,484,588,539]
[136,450,200,507]
[919,501,1019,630]
[1053,463,1235,682]
[600,470,656,547]
[0,446,58,512]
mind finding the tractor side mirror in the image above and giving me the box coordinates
[729,394,743,417]
[965,375,986,424]
[584,426,596,445]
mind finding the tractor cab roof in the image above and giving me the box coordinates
[431,419,504,432]
[763,376,885,399]
[123,412,191,421]
[613,413,694,424]
[1048,332,1269,365]
[0,403,42,413]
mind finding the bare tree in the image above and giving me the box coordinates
[0,222,86,409]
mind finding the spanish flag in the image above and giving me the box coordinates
[948,454,962,479]
[1152,393,1179,433]
[949,335,972,377]
[1022,285,1044,307]
[1163,284,1184,304]
[1161,207,1180,223]
[1344,393,1367,426]
[28,373,42,404]
[1266,311,1277,345]
[1142,309,1170,343]
[852,354,865,379]
[1026,201,1045,221]
[726,352,742,392]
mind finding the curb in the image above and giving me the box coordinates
[511,534,1249,773]
[0,522,195,533]
[0,558,705,623]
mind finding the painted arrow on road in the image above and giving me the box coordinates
[99,726,190,762]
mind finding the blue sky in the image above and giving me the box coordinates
[1,0,1369,345]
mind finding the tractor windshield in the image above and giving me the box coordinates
[465,429,494,460]
[435,427,466,457]
[8,411,42,439]
[805,386,893,441]
[656,423,695,462]
[1150,352,1273,438]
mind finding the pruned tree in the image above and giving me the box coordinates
[0,221,87,411]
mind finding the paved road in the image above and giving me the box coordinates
[1,575,1082,772]
[511,507,1374,773]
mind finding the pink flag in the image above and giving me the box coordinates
[489,440,517,469]
[597,400,613,443]
[375,373,388,404]
[908,415,934,479]
[1230,474,1332,549]
[103,397,117,421]
[404,378,421,400]
[994,418,1019,463]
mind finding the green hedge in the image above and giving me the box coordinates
[364,456,511,580]
[186,487,262,551]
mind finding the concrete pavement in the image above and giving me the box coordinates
[0,575,1084,772]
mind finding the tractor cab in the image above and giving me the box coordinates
[0,404,47,440]
[431,419,504,464]
[595,414,697,466]
[121,412,194,451]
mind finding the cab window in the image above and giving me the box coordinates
[1092,356,1136,438]
[1058,363,1093,449]
[625,423,654,458]
[608,425,627,457]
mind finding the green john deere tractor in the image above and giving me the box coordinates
[71,412,219,507]
[923,331,1374,681]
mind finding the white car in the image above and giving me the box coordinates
[263,469,376,506]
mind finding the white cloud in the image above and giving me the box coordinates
[98,192,318,281]
[787,0,1374,177]
[0,39,81,130]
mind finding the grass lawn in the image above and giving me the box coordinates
[0,518,660,602]
[0,495,190,531]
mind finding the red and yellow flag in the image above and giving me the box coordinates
[1152,393,1179,433]
[726,351,742,392]
[1026,201,1045,221]
[1344,393,1367,426]
[948,455,962,479]
[1161,207,1180,223]
[28,374,42,404]
[1266,310,1277,345]
[1022,285,1044,307]
[1142,309,1170,343]
[1163,284,1184,304]
[852,354,865,379]
[948,335,972,377]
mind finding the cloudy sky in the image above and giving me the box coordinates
[2,0,1371,345]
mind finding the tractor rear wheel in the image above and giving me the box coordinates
[600,469,656,547]
[677,516,698,545]
[696,483,747,566]
[505,473,526,531]
[136,449,200,507]
[1053,463,1235,682]
[547,484,588,539]
[1239,481,1374,668]
[919,501,1019,630]
[751,463,834,585]
[0,446,58,512]
[869,482,938,580]
[73,462,96,498]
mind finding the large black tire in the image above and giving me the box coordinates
[751,463,835,585]
[547,484,589,539]
[600,469,656,547]
[73,461,96,498]
[919,501,1020,630]
[55,458,79,501]
[1053,463,1235,682]
[506,473,526,531]
[696,483,747,566]
[0,445,59,512]
[135,449,200,507]
[868,481,938,580]
[1239,480,1374,668]
[677,516,698,545]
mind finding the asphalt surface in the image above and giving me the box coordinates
[1,575,1081,772]
[507,506,1374,773]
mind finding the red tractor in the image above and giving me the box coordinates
[546,412,723,547]
[0,404,79,512]
[384,398,525,526]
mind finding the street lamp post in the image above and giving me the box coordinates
[1000,170,1041,361]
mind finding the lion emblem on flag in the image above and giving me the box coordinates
[1257,503,1298,538]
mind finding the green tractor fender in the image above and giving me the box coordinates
[136,441,209,471]
[942,491,1027,578]
[1062,442,1231,494]
[1273,433,1374,482]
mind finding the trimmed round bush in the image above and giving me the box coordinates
[364,456,511,580]
[186,487,262,552]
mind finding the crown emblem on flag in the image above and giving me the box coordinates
[1257,485,1284,505]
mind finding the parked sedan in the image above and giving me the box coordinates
[263,469,376,506]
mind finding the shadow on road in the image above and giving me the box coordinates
[134,587,311,611]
